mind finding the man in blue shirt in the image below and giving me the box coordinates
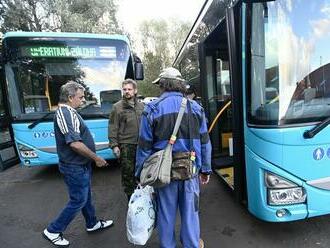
[135,68,212,248]
[43,81,113,247]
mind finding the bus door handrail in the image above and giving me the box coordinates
[208,100,232,133]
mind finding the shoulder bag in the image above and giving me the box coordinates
[140,97,187,188]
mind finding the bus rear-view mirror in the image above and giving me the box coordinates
[135,62,144,81]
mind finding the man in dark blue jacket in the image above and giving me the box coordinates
[135,68,212,248]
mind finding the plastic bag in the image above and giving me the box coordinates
[126,185,156,245]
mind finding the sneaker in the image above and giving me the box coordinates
[86,219,114,232]
[42,228,69,247]
[199,238,205,248]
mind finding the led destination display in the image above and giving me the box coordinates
[20,45,117,59]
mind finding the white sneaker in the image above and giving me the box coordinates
[86,219,114,232]
[43,229,70,247]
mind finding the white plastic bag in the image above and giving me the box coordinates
[126,185,156,245]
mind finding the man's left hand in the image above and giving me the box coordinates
[95,156,108,167]
[199,174,210,185]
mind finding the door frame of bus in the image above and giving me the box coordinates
[198,2,246,203]
[226,3,246,203]
[0,64,20,171]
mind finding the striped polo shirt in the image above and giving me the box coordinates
[54,104,95,165]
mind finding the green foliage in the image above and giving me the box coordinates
[0,0,51,32]
[50,0,122,33]
[136,18,191,97]
[0,0,122,33]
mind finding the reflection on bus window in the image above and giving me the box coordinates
[248,0,330,125]
[100,90,122,112]
[5,38,130,118]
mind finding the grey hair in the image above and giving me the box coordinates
[122,78,137,89]
[59,81,85,103]
[159,78,186,93]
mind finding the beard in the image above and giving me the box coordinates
[124,93,133,100]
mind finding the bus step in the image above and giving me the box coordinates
[214,167,234,190]
[212,156,233,169]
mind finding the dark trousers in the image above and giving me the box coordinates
[119,144,137,198]
[47,162,97,233]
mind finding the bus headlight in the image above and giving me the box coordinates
[17,143,38,158]
[265,171,306,205]
[268,187,306,205]
[265,171,296,188]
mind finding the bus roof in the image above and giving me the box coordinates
[3,31,130,44]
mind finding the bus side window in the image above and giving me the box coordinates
[24,95,50,113]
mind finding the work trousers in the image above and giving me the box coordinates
[156,176,200,248]
[120,144,137,198]
[47,162,97,233]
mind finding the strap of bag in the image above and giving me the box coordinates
[169,97,187,145]
[187,100,196,162]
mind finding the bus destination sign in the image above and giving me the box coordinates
[20,45,117,59]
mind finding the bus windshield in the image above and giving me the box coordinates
[3,37,130,120]
[248,0,330,126]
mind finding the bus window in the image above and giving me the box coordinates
[216,59,231,97]
[248,1,330,125]
[4,38,130,118]
[100,90,122,112]
[24,95,50,113]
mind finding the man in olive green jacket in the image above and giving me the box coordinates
[108,79,144,200]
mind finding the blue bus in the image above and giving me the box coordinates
[174,0,330,221]
[0,32,143,169]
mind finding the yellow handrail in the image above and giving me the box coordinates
[208,100,232,133]
[45,76,52,110]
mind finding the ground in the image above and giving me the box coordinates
[0,164,330,248]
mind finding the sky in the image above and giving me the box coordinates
[117,0,205,35]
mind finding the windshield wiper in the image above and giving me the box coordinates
[78,102,98,111]
[28,112,54,129]
[78,102,109,119]
[303,116,330,139]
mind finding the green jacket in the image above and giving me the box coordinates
[108,98,144,148]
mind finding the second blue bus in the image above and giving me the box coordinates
[0,31,143,167]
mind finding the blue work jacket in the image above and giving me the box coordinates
[135,91,212,178]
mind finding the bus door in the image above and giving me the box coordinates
[199,5,245,201]
[0,68,20,170]
[200,19,234,187]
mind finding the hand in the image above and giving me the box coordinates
[113,147,120,158]
[95,156,108,167]
[199,174,210,185]
[135,177,140,185]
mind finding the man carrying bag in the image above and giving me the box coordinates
[139,97,187,188]
[135,67,212,248]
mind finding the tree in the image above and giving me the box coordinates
[136,18,191,97]
[0,0,122,33]
[0,0,51,32]
[49,0,122,33]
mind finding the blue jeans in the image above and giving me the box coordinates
[156,176,200,248]
[47,162,97,233]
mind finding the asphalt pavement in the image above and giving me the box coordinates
[1,163,330,248]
